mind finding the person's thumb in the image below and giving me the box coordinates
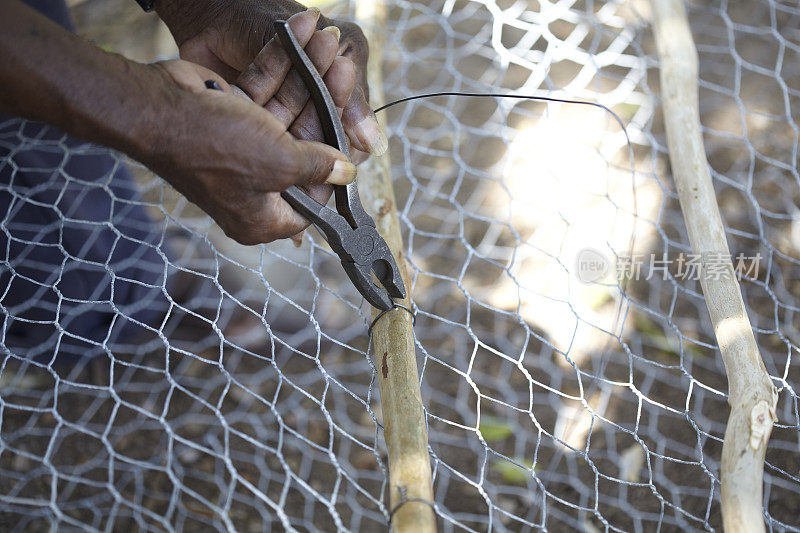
[293,140,357,186]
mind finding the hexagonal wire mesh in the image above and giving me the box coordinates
[0,0,798,531]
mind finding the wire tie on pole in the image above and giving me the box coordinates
[388,485,437,525]
[368,302,416,338]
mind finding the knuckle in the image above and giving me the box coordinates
[273,90,300,117]
[338,22,369,62]
[275,173,296,191]
[223,226,259,246]
[272,219,305,241]
[275,161,301,189]
[235,235,260,246]
[269,167,296,191]
[304,155,329,185]
[291,121,317,143]
[238,61,278,103]
[272,144,303,188]
[219,203,271,246]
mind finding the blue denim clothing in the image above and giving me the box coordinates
[0,0,168,364]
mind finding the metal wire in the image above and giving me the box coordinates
[0,0,799,531]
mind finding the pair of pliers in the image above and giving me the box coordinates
[273,20,406,311]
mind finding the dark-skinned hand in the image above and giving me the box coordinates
[155,2,385,165]
[150,20,357,244]
[0,1,358,246]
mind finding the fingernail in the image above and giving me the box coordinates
[326,160,357,185]
[306,7,321,19]
[322,26,341,41]
[354,116,389,156]
[231,85,252,101]
[291,231,304,248]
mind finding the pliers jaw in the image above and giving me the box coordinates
[341,261,403,312]
[338,225,406,311]
[280,185,407,312]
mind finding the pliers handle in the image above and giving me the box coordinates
[274,20,406,311]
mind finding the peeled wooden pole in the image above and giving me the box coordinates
[649,1,777,531]
[354,2,437,532]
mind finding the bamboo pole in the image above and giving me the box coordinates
[354,2,437,532]
[649,1,777,531]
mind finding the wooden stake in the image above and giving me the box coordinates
[649,1,777,531]
[354,2,437,532]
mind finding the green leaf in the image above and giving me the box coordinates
[478,416,513,442]
[492,458,534,485]
[634,313,679,358]
[614,102,640,120]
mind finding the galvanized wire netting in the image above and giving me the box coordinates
[1,0,799,531]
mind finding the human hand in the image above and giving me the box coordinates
[0,1,356,244]
[154,2,385,164]
[142,56,356,245]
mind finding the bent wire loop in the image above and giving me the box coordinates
[274,20,406,312]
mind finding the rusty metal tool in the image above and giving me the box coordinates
[273,20,406,311]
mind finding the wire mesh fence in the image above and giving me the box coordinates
[1,0,799,531]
